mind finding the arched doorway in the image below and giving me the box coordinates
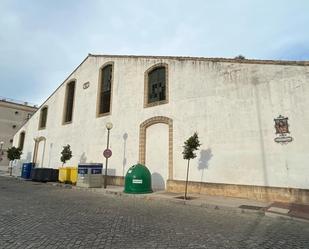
[139,116,173,190]
[33,137,46,168]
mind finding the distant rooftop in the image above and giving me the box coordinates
[0,96,38,108]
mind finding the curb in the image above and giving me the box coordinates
[75,186,309,223]
[265,211,309,224]
[2,177,266,216]
[70,184,265,215]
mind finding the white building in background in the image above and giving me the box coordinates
[0,98,37,167]
[13,54,309,203]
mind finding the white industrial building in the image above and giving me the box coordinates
[13,54,309,203]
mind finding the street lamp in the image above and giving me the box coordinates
[104,122,113,189]
[0,141,4,161]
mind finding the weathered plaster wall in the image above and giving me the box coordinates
[13,56,309,190]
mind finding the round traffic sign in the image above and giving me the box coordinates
[103,148,112,158]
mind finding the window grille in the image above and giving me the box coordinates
[64,81,75,123]
[148,67,166,103]
[99,65,112,114]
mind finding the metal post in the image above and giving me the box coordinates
[104,129,110,189]
[184,159,190,200]
[0,142,3,163]
[9,161,12,176]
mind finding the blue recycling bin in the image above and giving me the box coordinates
[21,163,35,179]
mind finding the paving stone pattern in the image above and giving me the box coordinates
[0,177,309,249]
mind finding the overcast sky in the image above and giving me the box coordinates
[1,0,309,105]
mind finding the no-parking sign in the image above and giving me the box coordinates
[103,149,112,158]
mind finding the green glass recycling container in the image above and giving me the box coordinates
[124,164,153,194]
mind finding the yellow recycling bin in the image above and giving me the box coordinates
[58,166,77,184]
[68,167,77,185]
[58,167,70,183]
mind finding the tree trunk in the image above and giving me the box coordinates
[184,159,190,200]
[9,160,12,176]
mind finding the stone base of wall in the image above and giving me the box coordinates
[167,179,309,204]
[105,175,124,186]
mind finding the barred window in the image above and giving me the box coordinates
[148,67,166,104]
[19,132,25,150]
[98,65,113,115]
[63,81,75,123]
[39,106,48,129]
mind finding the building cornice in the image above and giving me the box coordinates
[89,54,309,67]
[0,100,38,112]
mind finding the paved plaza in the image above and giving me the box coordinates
[0,176,309,249]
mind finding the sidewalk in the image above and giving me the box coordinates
[0,166,9,173]
[79,185,269,211]
[48,183,308,223]
[2,171,309,223]
[0,165,18,177]
[52,183,309,223]
[265,201,309,222]
[0,167,10,176]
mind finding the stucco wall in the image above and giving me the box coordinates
[146,123,169,190]
[13,55,309,190]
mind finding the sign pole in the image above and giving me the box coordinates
[103,122,113,189]
[104,129,110,189]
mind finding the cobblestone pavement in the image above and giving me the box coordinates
[0,177,309,249]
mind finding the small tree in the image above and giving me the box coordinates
[182,132,201,200]
[60,144,72,166]
[7,146,22,176]
[234,55,246,60]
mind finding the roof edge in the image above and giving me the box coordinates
[14,54,91,135]
[0,100,38,110]
[89,53,309,66]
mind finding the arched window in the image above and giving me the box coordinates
[18,132,25,150]
[39,106,48,129]
[63,80,76,123]
[97,64,113,116]
[145,64,168,107]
